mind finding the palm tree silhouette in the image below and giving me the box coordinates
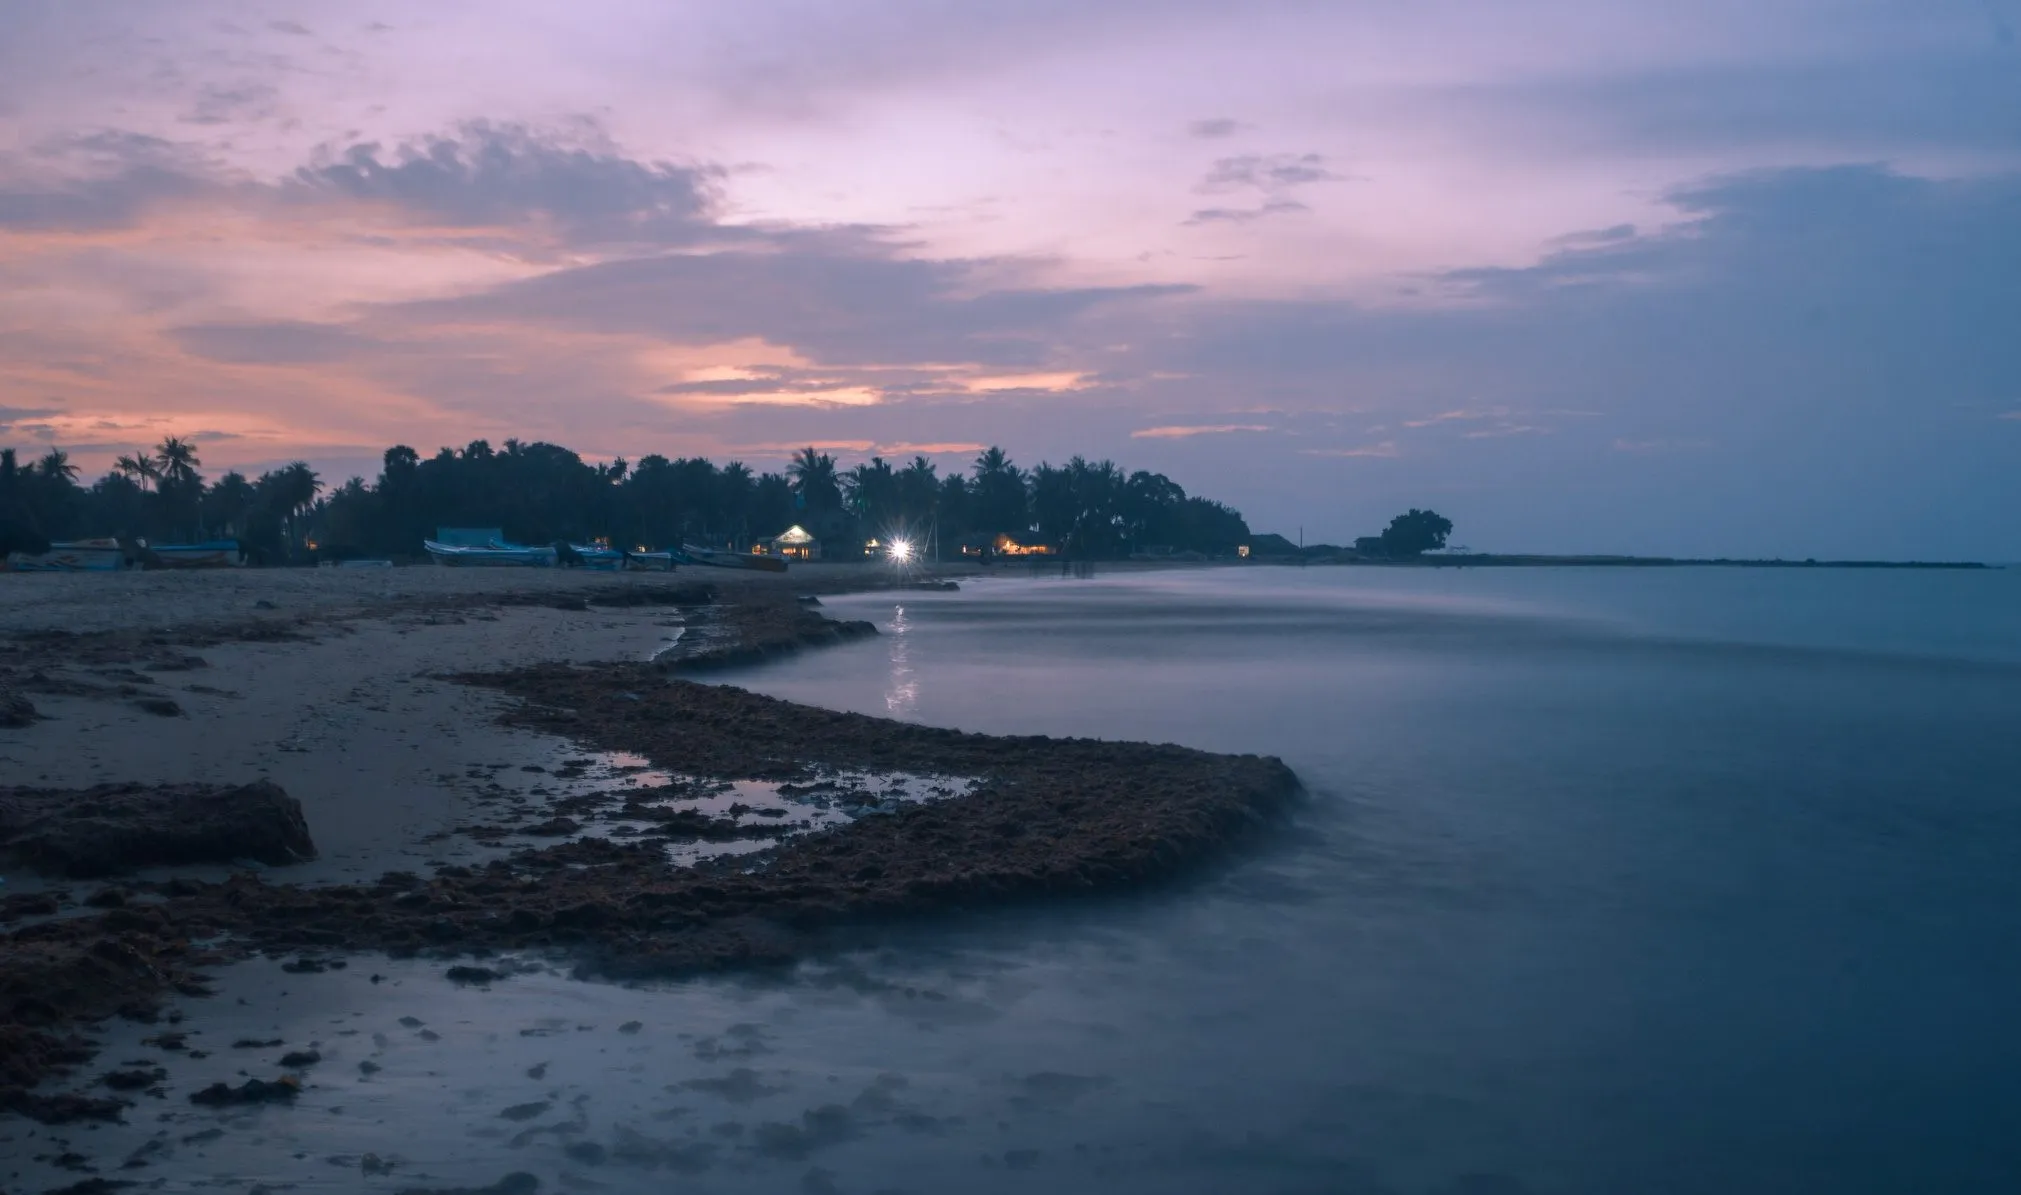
[154,437,201,488]
[115,453,160,492]
[788,446,841,512]
[36,449,79,482]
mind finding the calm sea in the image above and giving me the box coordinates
[29,565,2020,1193]
[719,564,2021,1194]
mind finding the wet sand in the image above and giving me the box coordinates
[0,563,1296,1184]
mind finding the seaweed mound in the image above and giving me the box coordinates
[0,781,315,878]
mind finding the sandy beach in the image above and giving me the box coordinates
[0,562,1296,1184]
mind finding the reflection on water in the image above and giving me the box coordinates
[19,567,2021,1194]
[885,603,916,719]
[446,747,977,868]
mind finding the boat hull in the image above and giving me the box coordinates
[679,545,788,573]
[5,540,126,572]
[149,541,243,569]
[424,540,557,567]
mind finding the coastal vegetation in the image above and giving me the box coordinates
[2,439,1249,562]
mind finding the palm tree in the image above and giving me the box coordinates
[114,453,159,491]
[202,471,257,536]
[36,449,79,483]
[970,445,1027,534]
[259,461,321,556]
[717,461,755,547]
[844,457,898,528]
[788,446,841,513]
[154,437,201,488]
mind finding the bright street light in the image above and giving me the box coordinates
[888,538,915,563]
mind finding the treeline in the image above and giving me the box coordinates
[3,438,1251,561]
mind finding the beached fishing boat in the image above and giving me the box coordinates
[677,544,789,573]
[5,538,126,571]
[148,540,243,568]
[623,550,677,571]
[566,543,630,570]
[424,539,558,567]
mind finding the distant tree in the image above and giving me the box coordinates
[844,457,899,531]
[114,453,159,492]
[788,447,842,513]
[1378,508,1454,558]
[154,437,201,488]
[261,461,322,557]
[970,446,1027,534]
[36,449,79,483]
[4,435,1257,565]
[896,456,938,524]
[202,471,258,537]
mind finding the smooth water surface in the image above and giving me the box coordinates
[719,565,2021,1194]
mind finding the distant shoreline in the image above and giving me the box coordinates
[1266,554,1996,570]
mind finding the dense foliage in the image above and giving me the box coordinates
[3,439,1251,562]
[1378,508,1454,558]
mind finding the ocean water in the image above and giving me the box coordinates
[20,565,2021,1194]
[716,565,2021,1194]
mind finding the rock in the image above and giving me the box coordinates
[0,781,316,878]
[131,696,184,717]
[278,1049,321,1068]
[100,1066,165,1091]
[498,1100,550,1121]
[188,1076,300,1105]
[518,818,580,837]
[444,965,502,985]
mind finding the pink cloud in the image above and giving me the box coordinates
[1130,423,1270,439]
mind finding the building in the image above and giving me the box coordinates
[767,525,821,561]
[992,533,1055,557]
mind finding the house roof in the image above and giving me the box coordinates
[773,525,816,544]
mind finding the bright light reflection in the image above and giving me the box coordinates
[887,538,915,563]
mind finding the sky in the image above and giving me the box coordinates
[1,0,2017,557]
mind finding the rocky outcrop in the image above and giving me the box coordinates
[0,781,315,878]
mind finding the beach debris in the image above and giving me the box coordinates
[618,1020,643,1034]
[188,1075,300,1105]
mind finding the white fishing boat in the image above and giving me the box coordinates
[424,539,558,567]
[5,538,126,572]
